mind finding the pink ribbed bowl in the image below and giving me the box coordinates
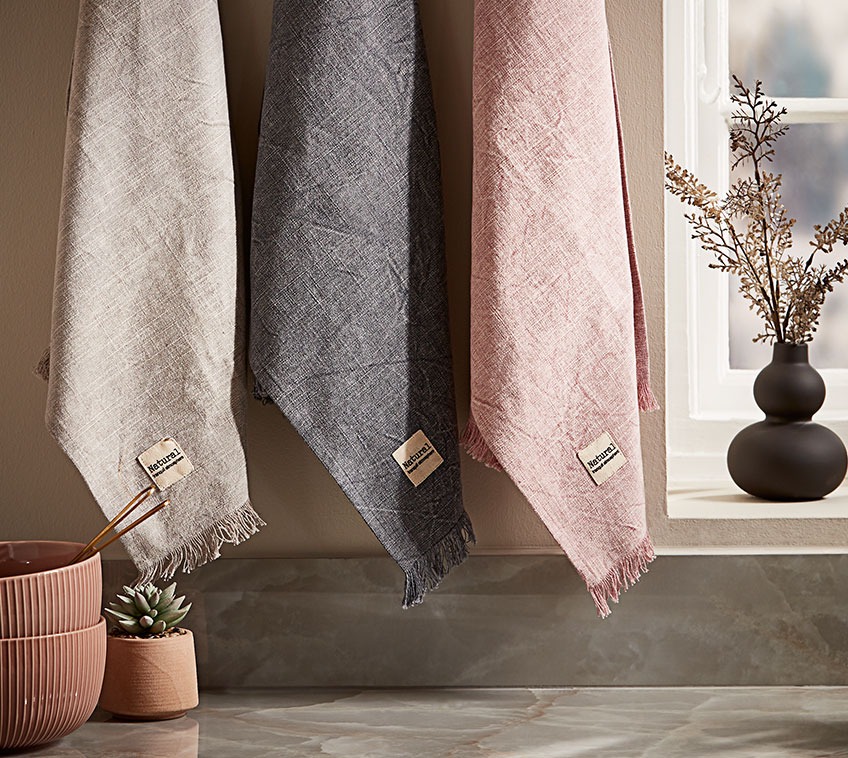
[0,541,101,638]
[0,617,106,750]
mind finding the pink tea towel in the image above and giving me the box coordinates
[463,0,659,617]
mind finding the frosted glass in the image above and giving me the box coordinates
[730,0,848,98]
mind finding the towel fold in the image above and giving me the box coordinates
[250,0,474,606]
[463,0,657,617]
[42,0,264,579]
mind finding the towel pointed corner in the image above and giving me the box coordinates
[134,500,266,585]
[460,413,504,471]
[587,534,655,619]
[402,512,476,609]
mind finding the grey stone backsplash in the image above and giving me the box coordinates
[102,555,848,688]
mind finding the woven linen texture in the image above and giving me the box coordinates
[463,0,658,617]
[43,0,264,579]
[250,0,474,606]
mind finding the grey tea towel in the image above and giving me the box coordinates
[250,0,474,606]
[41,0,264,580]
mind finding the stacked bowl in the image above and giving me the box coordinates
[0,541,106,750]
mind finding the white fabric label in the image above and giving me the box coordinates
[137,437,194,490]
[577,431,627,485]
[392,430,444,487]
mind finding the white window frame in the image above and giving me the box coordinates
[664,0,848,502]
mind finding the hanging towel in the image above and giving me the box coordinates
[250,0,473,608]
[40,0,264,580]
[463,0,659,617]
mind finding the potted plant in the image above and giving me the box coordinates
[99,582,198,720]
[665,76,848,501]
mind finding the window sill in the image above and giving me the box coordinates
[667,483,848,520]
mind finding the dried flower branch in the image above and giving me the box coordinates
[665,76,848,344]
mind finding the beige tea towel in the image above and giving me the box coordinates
[40,0,264,579]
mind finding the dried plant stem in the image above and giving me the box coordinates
[752,147,782,340]
[665,76,848,346]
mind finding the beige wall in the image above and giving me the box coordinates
[0,0,666,559]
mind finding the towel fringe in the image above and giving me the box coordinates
[402,512,476,608]
[252,379,273,405]
[588,534,655,618]
[638,382,660,412]
[35,347,51,381]
[135,500,266,585]
[460,414,503,471]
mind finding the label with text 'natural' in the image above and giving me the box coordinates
[392,430,443,487]
[137,437,194,490]
[577,431,627,485]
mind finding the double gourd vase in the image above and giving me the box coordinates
[728,343,848,501]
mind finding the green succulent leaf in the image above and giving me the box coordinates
[158,603,191,626]
[134,593,151,614]
[157,583,177,609]
[104,607,135,622]
[149,620,167,635]
[118,618,143,634]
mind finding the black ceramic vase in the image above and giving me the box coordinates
[727,343,847,500]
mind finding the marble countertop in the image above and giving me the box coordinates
[18,687,848,757]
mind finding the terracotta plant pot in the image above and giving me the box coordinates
[98,629,199,720]
[0,541,101,637]
[0,617,106,750]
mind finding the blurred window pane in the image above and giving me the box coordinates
[729,0,848,370]
[730,0,848,98]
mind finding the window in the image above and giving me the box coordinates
[664,0,848,514]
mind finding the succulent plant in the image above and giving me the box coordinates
[104,582,191,636]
